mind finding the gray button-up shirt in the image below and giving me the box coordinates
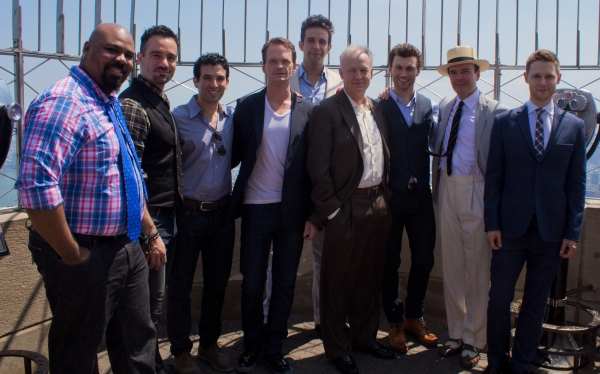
[172,95,234,202]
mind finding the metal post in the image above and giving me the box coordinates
[57,0,65,54]
[493,0,501,101]
[457,0,462,45]
[95,0,102,26]
[12,0,24,206]
[347,0,351,45]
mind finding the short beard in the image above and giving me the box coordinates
[101,65,128,93]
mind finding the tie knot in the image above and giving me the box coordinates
[535,107,545,115]
[458,100,464,108]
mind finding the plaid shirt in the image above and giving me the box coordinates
[16,65,145,236]
[120,75,170,168]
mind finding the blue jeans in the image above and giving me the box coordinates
[147,206,176,372]
[28,230,156,373]
[486,217,563,374]
[240,203,304,354]
[381,187,436,324]
[167,205,235,355]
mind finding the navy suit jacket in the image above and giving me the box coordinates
[484,104,586,243]
[230,88,314,230]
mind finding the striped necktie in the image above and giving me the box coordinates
[445,100,464,175]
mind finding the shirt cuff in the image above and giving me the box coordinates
[328,208,340,220]
[18,186,63,210]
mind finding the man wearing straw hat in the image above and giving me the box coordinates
[430,45,509,368]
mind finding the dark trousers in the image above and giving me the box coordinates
[28,230,156,374]
[486,217,563,374]
[381,187,436,324]
[321,191,392,358]
[147,207,176,372]
[240,203,304,354]
[167,205,235,355]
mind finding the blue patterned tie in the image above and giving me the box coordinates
[106,98,145,241]
[534,108,545,160]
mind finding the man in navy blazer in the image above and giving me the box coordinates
[483,50,586,374]
[230,37,317,374]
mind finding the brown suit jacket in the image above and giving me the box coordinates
[307,90,390,225]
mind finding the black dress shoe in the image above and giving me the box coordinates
[482,365,510,374]
[263,352,292,374]
[314,323,321,334]
[332,355,359,374]
[236,345,261,372]
[353,342,395,360]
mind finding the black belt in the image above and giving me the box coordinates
[354,185,380,195]
[30,225,126,244]
[183,196,230,212]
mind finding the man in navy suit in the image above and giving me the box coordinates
[377,43,439,353]
[483,50,586,374]
[230,37,317,374]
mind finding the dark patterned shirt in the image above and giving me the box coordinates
[120,75,171,173]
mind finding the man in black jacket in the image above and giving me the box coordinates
[118,25,182,374]
[230,37,317,374]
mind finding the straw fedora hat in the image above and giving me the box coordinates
[437,46,490,76]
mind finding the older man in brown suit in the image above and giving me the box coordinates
[307,44,394,374]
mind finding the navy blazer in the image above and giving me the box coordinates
[230,88,314,230]
[484,104,586,242]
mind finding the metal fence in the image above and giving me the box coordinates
[2,0,600,207]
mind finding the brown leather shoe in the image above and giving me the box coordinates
[403,318,439,347]
[387,324,408,353]
[198,343,234,372]
[460,344,480,368]
[438,338,463,356]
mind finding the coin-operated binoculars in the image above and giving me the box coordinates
[514,89,600,372]
[0,80,22,257]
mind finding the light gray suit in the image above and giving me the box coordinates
[290,66,343,99]
[431,90,508,349]
[431,92,509,204]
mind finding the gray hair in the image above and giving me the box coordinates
[340,45,374,68]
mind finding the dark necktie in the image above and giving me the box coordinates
[534,108,545,160]
[106,98,145,241]
[445,100,464,175]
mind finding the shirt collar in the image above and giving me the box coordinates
[136,75,170,108]
[389,88,416,106]
[298,64,328,81]
[526,100,554,117]
[188,95,229,120]
[455,89,480,111]
[71,65,114,104]
[344,90,370,113]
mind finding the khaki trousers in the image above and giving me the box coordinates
[439,171,490,349]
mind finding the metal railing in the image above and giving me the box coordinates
[1,0,600,206]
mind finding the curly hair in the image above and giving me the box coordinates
[193,53,230,79]
[300,15,334,44]
[387,43,423,69]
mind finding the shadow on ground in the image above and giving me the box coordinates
[98,312,600,373]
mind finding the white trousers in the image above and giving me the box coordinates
[439,171,491,349]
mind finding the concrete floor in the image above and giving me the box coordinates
[97,312,600,374]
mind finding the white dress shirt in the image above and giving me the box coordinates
[441,89,481,176]
[526,100,554,149]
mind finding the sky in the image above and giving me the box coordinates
[1,0,600,205]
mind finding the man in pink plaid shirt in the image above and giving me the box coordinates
[15,23,165,373]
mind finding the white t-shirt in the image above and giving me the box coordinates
[243,97,291,204]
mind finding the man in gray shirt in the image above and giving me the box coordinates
[168,53,235,374]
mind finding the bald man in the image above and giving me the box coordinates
[16,23,164,372]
